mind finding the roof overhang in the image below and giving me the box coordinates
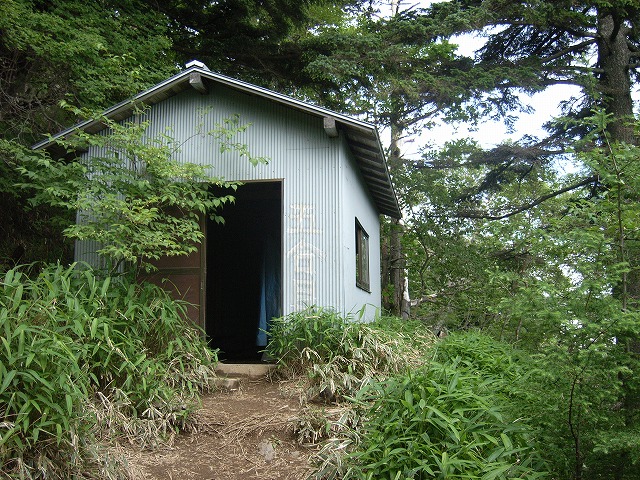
[33,66,401,219]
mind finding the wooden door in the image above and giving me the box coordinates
[140,218,206,330]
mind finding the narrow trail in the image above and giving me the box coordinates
[125,380,316,479]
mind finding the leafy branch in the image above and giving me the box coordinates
[15,107,267,274]
[455,175,598,220]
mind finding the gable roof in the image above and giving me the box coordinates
[33,63,401,219]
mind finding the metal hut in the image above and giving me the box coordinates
[34,61,401,360]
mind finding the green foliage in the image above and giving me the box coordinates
[265,309,435,401]
[15,107,267,274]
[0,263,217,478]
[522,339,640,479]
[297,4,494,125]
[153,0,353,89]
[0,143,76,269]
[339,358,547,480]
[0,0,178,270]
[0,273,89,478]
[445,319,640,480]
[311,332,547,480]
[0,0,176,141]
[410,113,640,479]
[434,332,525,383]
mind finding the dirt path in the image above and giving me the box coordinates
[125,380,316,479]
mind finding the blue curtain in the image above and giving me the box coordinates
[256,234,280,346]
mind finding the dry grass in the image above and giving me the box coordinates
[268,313,436,402]
[220,405,294,441]
[87,389,201,449]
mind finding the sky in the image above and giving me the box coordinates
[417,28,578,153]
[425,86,577,150]
[386,84,582,169]
[368,14,578,158]
[377,1,639,162]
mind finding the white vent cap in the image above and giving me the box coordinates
[185,60,210,71]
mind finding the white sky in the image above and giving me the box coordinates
[376,1,639,159]
[414,29,580,153]
[424,85,578,150]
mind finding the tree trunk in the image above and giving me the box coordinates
[597,10,640,306]
[382,116,410,319]
[388,218,410,319]
[597,14,640,480]
[597,13,636,146]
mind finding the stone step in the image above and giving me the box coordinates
[215,362,276,380]
[211,376,241,390]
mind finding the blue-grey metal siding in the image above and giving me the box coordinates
[77,85,369,316]
[339,138,382,321]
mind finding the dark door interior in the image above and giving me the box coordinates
[206,181,282,361]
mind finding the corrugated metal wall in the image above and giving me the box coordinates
[76,83,379,317]
[339,139,381,321]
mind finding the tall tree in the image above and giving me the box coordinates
[0,0,176,141]
[396,3,640,478]
[425,0,640,209]
[0,0,177,266]
[146,0,359,90]
[393,0,640,318]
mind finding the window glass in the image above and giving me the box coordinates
[355,219,370,291]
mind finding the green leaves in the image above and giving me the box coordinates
[0,0,176,144]
[344,358,546,480]
[18,107,267,274]
[0,263,218,478]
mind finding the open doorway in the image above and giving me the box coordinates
[206,181,282,361]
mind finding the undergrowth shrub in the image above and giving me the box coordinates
[265,308,435,401]
[313,358,548,480]
[0,263,217,479]
[433,332,525,382]
[266,309,548,479]
[0,299,90,479]
[437,332,640,479]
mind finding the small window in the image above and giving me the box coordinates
[355,219,370,291]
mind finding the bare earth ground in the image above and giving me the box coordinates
[125,380,316,480]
